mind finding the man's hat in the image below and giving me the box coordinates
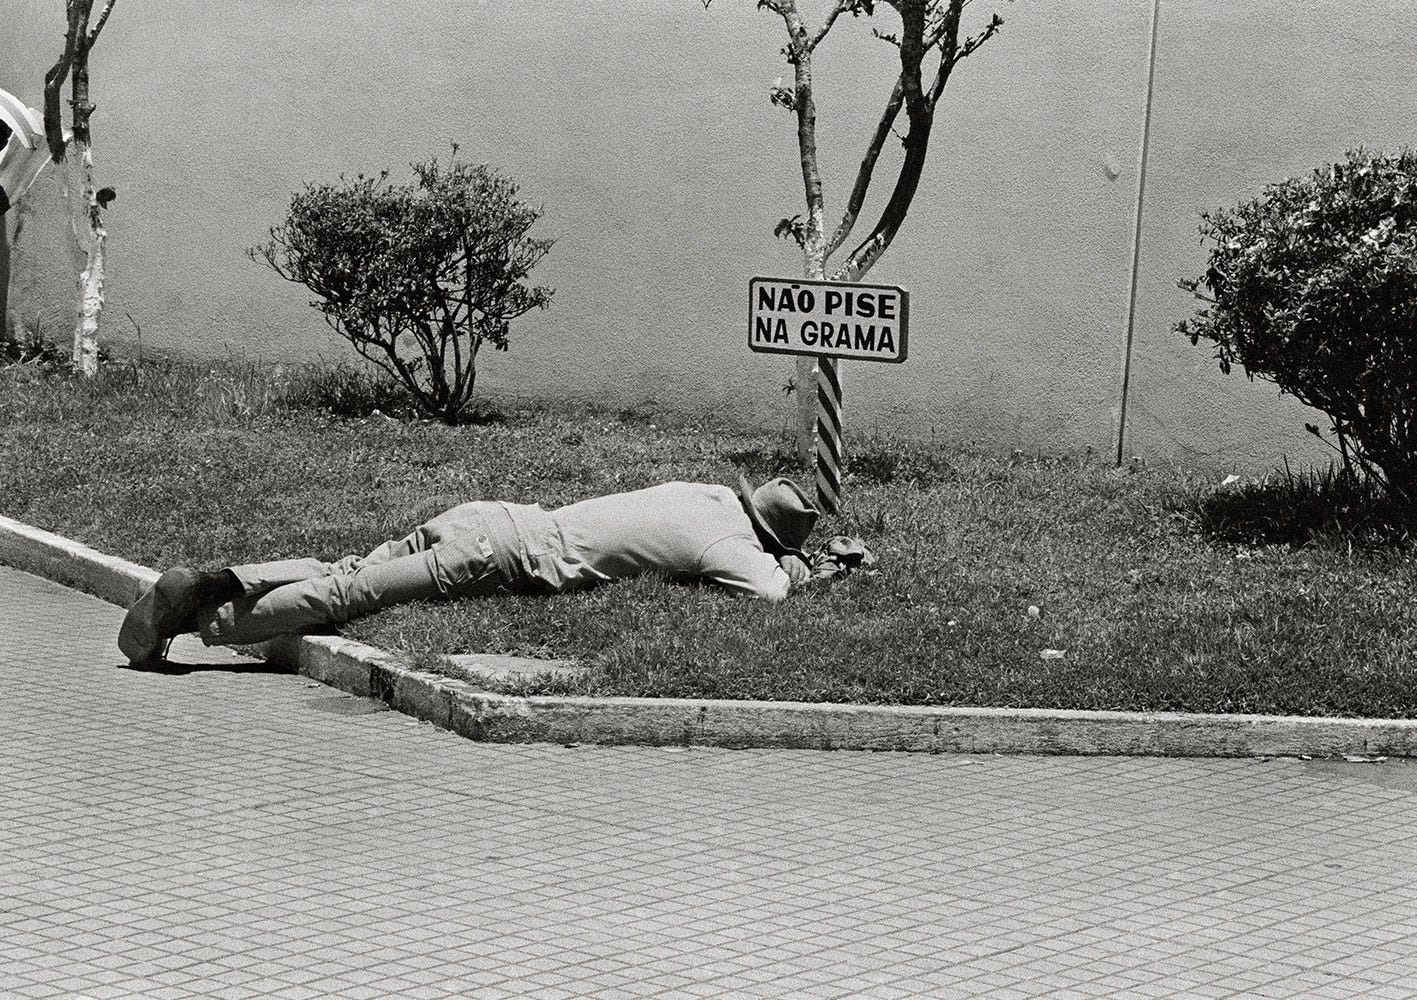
[737,474,819,560]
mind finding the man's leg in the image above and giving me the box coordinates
[225,558,337,595]
[224,506,489,594]
[200,513,506,646]
[119,502,507,659]
[212,513,462,613]
[323,502,493,575]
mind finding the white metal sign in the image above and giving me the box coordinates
[748,276,909,364]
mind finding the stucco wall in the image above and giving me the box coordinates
[7,0,1417,471]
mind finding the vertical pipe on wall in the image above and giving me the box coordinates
[1115,0,1163,466]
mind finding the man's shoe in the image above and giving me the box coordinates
[117,566,211,663]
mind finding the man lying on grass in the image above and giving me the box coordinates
[118,476,824,663]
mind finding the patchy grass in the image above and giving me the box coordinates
[4,356,1417,717]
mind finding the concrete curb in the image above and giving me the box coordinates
[5,514,1416,758]
[0,515,158,608]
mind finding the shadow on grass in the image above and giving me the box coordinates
[720,441,960,486]
[453,408,508,426]
[1190,464,1416,549]
[846,443,957,485]
[722,445,805,480]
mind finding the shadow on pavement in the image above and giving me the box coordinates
[116,658,297,676]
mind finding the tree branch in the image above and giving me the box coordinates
[831,1,932,280]
[761,0,833,270]
[895,1,929,120]
[832,1,1002,280]
[43,3,88,162]
[42,60,72,162]
[824,74,904,259]
[832,125,933,281]
[808,0,870,52]
[930,11,1002,108]
[88,0,117,46]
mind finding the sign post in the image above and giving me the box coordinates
[748,276,910,514]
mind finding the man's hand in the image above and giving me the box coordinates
[778,554,810,586]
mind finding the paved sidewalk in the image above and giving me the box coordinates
[4,566,1417,1000]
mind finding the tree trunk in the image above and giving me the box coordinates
[793,355,816,459]
[67,147,104,376]
[66,11,105,377]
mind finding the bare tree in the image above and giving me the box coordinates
[44,0,119,376]
[702,0,1002,457]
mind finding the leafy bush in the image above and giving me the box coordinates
[251,152,553,425]
[1177,149,1417,502]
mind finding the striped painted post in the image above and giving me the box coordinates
[815,357,843,514]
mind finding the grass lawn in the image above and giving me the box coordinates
[3,356,1416,717]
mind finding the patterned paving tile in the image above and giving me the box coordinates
[4,565,1417,999]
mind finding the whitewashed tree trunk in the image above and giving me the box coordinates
[793,355,816,458]
[68,146,104,375]
[44,0,117,377]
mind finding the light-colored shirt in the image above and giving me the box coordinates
[496,482,791,602]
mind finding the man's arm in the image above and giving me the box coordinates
[698,536,793,602]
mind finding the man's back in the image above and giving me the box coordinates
[498,482,789,600]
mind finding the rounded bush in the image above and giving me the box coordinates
[1177,149,1417,501]
[251,152,553,425]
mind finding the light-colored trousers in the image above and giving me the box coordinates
[199,502,512,646]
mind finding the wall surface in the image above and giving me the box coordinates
[7,0,1417,470]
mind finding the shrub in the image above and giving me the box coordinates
[1177,149,1417,502]
[251,152,553,425]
